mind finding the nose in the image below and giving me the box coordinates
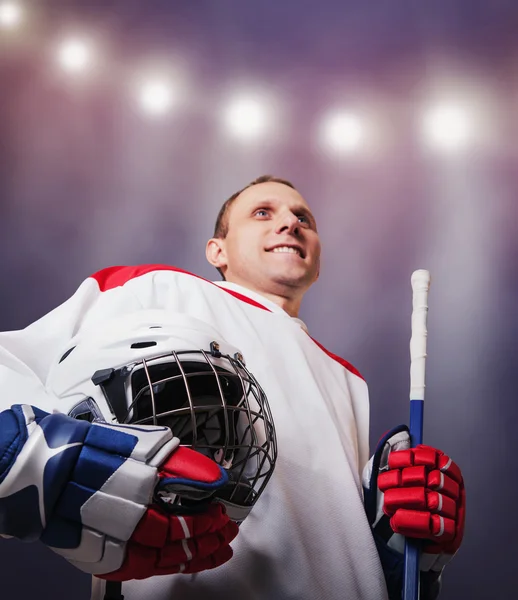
[275,212,300,236]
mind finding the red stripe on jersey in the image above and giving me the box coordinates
[217,289,271,312]
[91,264,271,312]
[90,264,363,380]
[310,338,365,381]
[91,264,207,291]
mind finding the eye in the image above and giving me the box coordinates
[254,209,269,218]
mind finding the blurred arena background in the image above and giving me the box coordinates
[1,1,516,598]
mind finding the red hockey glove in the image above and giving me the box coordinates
[378,442,465,556]
[98,450,240,582]
[99,502,238,581]
[364,426,465,575]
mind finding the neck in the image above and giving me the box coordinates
[223,276,303,317]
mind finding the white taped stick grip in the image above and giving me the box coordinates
[410,269,431,401]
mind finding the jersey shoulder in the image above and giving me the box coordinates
[89,264,272,310]
[89,264,365,380]
[89,264,206,291]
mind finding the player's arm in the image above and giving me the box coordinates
[0,265,196,414]
[0,266,241,579]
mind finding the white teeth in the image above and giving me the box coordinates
[271,246,301,256]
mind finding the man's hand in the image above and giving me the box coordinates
[363,426,465,599]
[0,405,238,581]
[378,439,465,566]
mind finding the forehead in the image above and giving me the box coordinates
[232,182,312,214]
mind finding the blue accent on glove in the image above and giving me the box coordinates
[40,513,82,549]
[0,405,48,484]
[39,413,90,448]
[84,425,138,457]
[0,409,26,484]
[159,468,229,493]
[0,486,43,540]
[41,433,133,549]
[0,406,143,546]
[54,481,96,526]
[72,445,126,491]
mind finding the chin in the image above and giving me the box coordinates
[272,270,312,288]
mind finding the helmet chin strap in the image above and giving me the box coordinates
[217,498,253,524]
[213,470,255,523]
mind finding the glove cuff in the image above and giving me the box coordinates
[363,424,409,525]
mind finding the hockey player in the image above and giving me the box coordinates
[0,175,465,600]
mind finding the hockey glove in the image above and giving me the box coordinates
[0,405,238,581]
[363,426,465,600]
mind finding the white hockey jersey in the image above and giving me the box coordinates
[0,265,388,600]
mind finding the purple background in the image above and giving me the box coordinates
[1,1,516,598]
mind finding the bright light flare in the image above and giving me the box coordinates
[422,104,473,153]
[223,95,271,141]
[138,80,173,116]
[319,111,364,155]
[57,39,92,73]
[0,2,22,28]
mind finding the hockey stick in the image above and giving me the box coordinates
[403,269,431,600]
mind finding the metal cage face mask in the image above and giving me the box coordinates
[91,341,277,514]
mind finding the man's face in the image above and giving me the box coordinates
[215,182,321,296]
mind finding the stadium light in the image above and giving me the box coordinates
[0,2,22,29]
[422,104,473,153]
[319,111,364,155]
[57,39,92,74]
[223,95,271,141]
[138,80,173,116]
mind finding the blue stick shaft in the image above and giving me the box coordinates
[403,399,424,600]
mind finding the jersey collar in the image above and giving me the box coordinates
[213,281,309,333]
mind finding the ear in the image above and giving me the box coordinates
[206,238,228,271]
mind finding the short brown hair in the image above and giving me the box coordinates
[212,175,297,279]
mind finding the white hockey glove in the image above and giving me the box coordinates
[0,405,238,581]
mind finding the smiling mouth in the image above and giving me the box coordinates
[266,246,305,258]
